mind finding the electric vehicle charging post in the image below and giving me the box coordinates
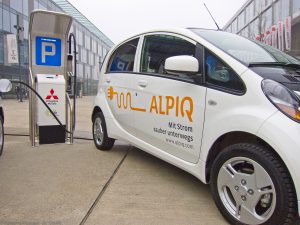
[29,10,74,146]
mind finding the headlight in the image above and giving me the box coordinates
[262,79,300,122]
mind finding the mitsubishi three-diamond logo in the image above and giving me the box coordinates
[46,89,59,100]
[45,89,59,106]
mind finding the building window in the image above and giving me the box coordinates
[261,0,272,9]
[10,0,23,14]
[293,0,300,14]
[98,43,102,57]
[76,29,83,45]
[238,11,245,30]
[274,0,281,24]
[89,52,94,66]
[84,64,91,79]
[20,42,28,66]
[253,17,261,36]
[81,48,87,63]
[226,25,232,32]
[10,12,17,34]
[23,19,29,39]
[255,0,272,13]
[34,0,39,9]
[274,0,289,23]
[0,6,2,30]
[23,0,28,16]
[47,1,55,10]
[3,8,10,32]
[232,19,238,33]
[241,28,249,37]
[245,2,254,24]
[95,55,99,68]
[92,39,97,53]
[0,34,4,64]
[282,0,290,20]
[85,34,90,50]
[39,0,47,10]
[77,63,83,78]
[248,21,256,39]
[69,25,73,34]
[255,0,263,16]
[263,7,273,31]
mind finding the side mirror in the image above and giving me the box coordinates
[165,55,199,75]
[0,79,12,93]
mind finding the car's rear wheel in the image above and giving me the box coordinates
[210,143,298,225]
[0,116,4,156]
[92,111,115,151]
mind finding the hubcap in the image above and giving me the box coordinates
[217,157,276,225]
[93,117,104,146]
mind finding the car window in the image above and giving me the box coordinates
[205,50,245,93]
[190,28,300,65]
[140,35,196,76]
[107,38,139,73]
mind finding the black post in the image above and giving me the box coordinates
[14,15,24,102]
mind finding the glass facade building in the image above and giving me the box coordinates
[224,0,300,58]
[0,0,113,96]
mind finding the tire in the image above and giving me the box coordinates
[0,116,4,156]
[92,111,115,151]
[210,143,298,225]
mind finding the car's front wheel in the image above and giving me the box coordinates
[0,116,4,156]
[92,111,115,151]
[210,143,298,225]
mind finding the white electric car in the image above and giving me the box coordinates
[92,28,300,225]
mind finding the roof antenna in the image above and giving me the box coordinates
[203,3,221,30]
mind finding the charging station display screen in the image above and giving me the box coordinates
[36,36,62,66]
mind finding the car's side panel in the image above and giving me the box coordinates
[131,32,206,163]
[104,73,136,135]
[132,75,206,163]
[200,69,278,162]
[95,84,208,183]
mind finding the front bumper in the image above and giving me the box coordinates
[257,111,300,217]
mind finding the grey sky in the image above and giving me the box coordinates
[67,0,247,44]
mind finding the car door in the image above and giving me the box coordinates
[132,33,207,163]
[104,37,139,135]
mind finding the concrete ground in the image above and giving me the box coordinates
[0,97,228,225]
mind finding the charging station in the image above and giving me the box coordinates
[28,10,74,146]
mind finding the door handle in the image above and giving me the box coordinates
[138,80,148,88]
[208,100,217,106]
[106,78,111,83]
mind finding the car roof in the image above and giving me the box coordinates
[114,27,220,47]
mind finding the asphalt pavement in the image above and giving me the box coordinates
[0,97,228,225]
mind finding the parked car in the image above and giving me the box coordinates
[92,28,300,225]
[0,79,12,156]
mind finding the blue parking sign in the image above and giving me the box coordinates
[36,36,62,66]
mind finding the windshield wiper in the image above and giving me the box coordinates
[249,62,300,68]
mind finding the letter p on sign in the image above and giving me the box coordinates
[36,36,61,66]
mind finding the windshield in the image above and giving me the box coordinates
[190,28,300,65]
